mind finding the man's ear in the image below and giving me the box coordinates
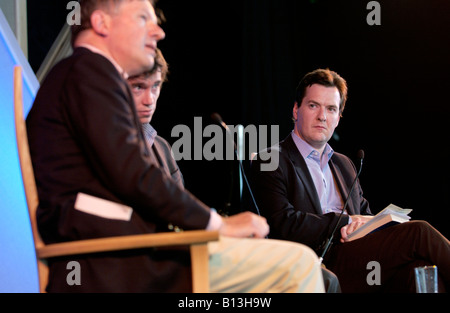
[292,102,299,122]
[90,10,111,37]
[335,115,341,128]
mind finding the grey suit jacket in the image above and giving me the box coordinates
[151,135,184,189]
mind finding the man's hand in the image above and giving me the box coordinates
[219,212,269,239]
[340,215,373,243]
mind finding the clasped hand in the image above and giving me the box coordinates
[218,212,372,242]
[219,212,269,239]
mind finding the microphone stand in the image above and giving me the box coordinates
[319,152,364,264]
[211,113,262,217]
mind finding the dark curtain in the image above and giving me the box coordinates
[239,0,450,237]
[28,0,450,236]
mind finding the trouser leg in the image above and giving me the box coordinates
[326,221,450,293]
[321,267,341,293]
[208,236,325,293]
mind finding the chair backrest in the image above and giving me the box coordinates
[14,66,49,293]
[14,66,217,293]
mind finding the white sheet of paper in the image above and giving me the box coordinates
[74,193,133,221]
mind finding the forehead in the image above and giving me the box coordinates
[114,0,155,16]
[302,84,341,105]
[129,70,162,83]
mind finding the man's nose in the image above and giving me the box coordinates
[143,90,155,106]
[151,24,166,42]
[318,107,327,121]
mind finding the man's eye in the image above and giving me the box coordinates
[132,84,146,91]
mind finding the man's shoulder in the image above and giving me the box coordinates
[154,135,172,149]
[71,48,120,76]
[256,136,294,158]
[52,48,118,77]
[251,136,294,172]
[253,142,280,160]
[331,151,355,169]
[154,135,178,159]
[331,151,348,160]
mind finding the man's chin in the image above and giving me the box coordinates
[140,118,152,124]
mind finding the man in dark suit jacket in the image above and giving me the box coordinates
[128,48,186,236]
[251,68,450,292]
[27,3,199,292]
[252,135,372,251]
[26,0,325,293]
[128,49,184,189]
[131,49,348,292]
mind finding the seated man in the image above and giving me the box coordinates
[251,68,450,292]
[129,49,341,292]
[127,49,184,189]
[26,0,324,292]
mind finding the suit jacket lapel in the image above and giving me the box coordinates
[283,135,323,215]
[329,158,356,215]
[151,142,170,176]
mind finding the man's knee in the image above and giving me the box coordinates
[409,220,432,229]
[290,242,321,266]
[321,267,341,293]
[407,220,438,237]
[397,220,433,237]
[288,242,325,292]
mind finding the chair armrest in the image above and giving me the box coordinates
[37,230,219,259]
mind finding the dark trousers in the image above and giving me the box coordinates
[322,267,341,293]
[325,221,450,293]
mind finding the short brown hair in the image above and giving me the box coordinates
[295,69,348,116]
[128,48,169,82]
[152,48,169,82]
[71,0,155,46]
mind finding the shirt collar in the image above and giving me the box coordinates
[291,131,334,163]
[76,44,129,79]
[142,123,158,147]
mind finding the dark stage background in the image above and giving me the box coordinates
[28,0,450,238]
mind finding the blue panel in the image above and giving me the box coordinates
[0,8,40,293]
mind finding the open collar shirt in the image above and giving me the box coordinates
[291,131,345,216]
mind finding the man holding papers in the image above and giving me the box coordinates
[251,68,450,292]
[346,204,411,241]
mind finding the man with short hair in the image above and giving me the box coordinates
[251,68,450,292]
[127,49,184,188]
[27,0,324,292]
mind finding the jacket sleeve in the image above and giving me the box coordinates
[153,136,185,190]
[61,54,210,230]
[250,149,350,251]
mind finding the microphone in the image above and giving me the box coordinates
[319,149,365,263]
[211,113,262,216]
[211,113,230,133]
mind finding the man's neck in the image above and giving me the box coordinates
[75,35,128,79]
[292,129,327,156]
